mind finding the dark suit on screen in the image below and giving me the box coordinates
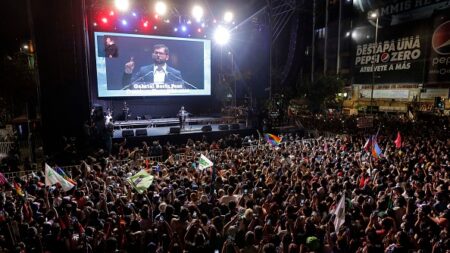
[130,64,184,85]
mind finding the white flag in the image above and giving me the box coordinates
[198,154,213,170]
[334,194,346,232]
[45,164,75,192]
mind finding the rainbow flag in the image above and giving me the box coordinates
[264,133,282,146]
[13,181,25,197]
[371,136,383,160]
[56,167,77,185]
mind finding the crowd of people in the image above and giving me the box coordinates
[0,115,449,253]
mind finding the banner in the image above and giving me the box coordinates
[353,21,428,84]
[353,0,449,27]
[426,12,450,86]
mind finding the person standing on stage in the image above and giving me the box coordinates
[177,106,189,129]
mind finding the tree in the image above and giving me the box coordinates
[303,75,344,112]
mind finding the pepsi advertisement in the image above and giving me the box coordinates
[427,13,450,85]
[352,22,428,84]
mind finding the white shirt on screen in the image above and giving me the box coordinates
[153,64,167,84]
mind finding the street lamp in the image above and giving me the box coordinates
[368,11,379,114]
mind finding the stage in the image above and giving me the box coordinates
[112,116,250,139]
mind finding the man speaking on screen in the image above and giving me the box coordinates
[123,44,192,90]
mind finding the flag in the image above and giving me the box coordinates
[383,143,390,161]
[127,170,154,194]
[359,175,366,188]
[55,167,77,186]
[334,194,346,231]
[394,131,402,149]
[264,133,282,146]
[13,181,24,197]
[370,135,383,160]
[363,137,372,151]
[0,172,8,186]
[45,164,75,192]
[198,154,213,171]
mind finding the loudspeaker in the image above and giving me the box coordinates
[218,124,229,130]
[230,123,240,130]
[170,127,180,134]
[135,129,147,136]
[201,125,212,132]
[122,130,134,138]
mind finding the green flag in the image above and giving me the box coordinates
[198,154,213,170]
[127,170,154,193]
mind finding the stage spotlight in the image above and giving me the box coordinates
[132,12,137,17]
[201,22,206,28]
[181,25,187,32]
[143,21,149,28]
[187,20,192,25]
[109,11,115,16]
[197,28,202,33]
[114,0,129,12]
[174,27,178,32]
[192,5,204,21]
[154,25,158,30]
[122,19,128,25]
[155,1,168,16]
[93,22,98,26]
[214,26,230,45]
[224,11,233,23]
[101,17,108,24]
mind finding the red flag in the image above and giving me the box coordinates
[394,131,402,149]
[359,176,365,188]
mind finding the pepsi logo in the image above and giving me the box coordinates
[432,21,450,55]
[380,52,390,62]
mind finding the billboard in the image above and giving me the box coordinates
[353,22,428,84]
[427,14,450,85]
[352,0,450,87]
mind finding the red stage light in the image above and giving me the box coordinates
[101,17,108,24]
[109,11,115,16]
[197,28,202,33]
[143,21,149,28]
